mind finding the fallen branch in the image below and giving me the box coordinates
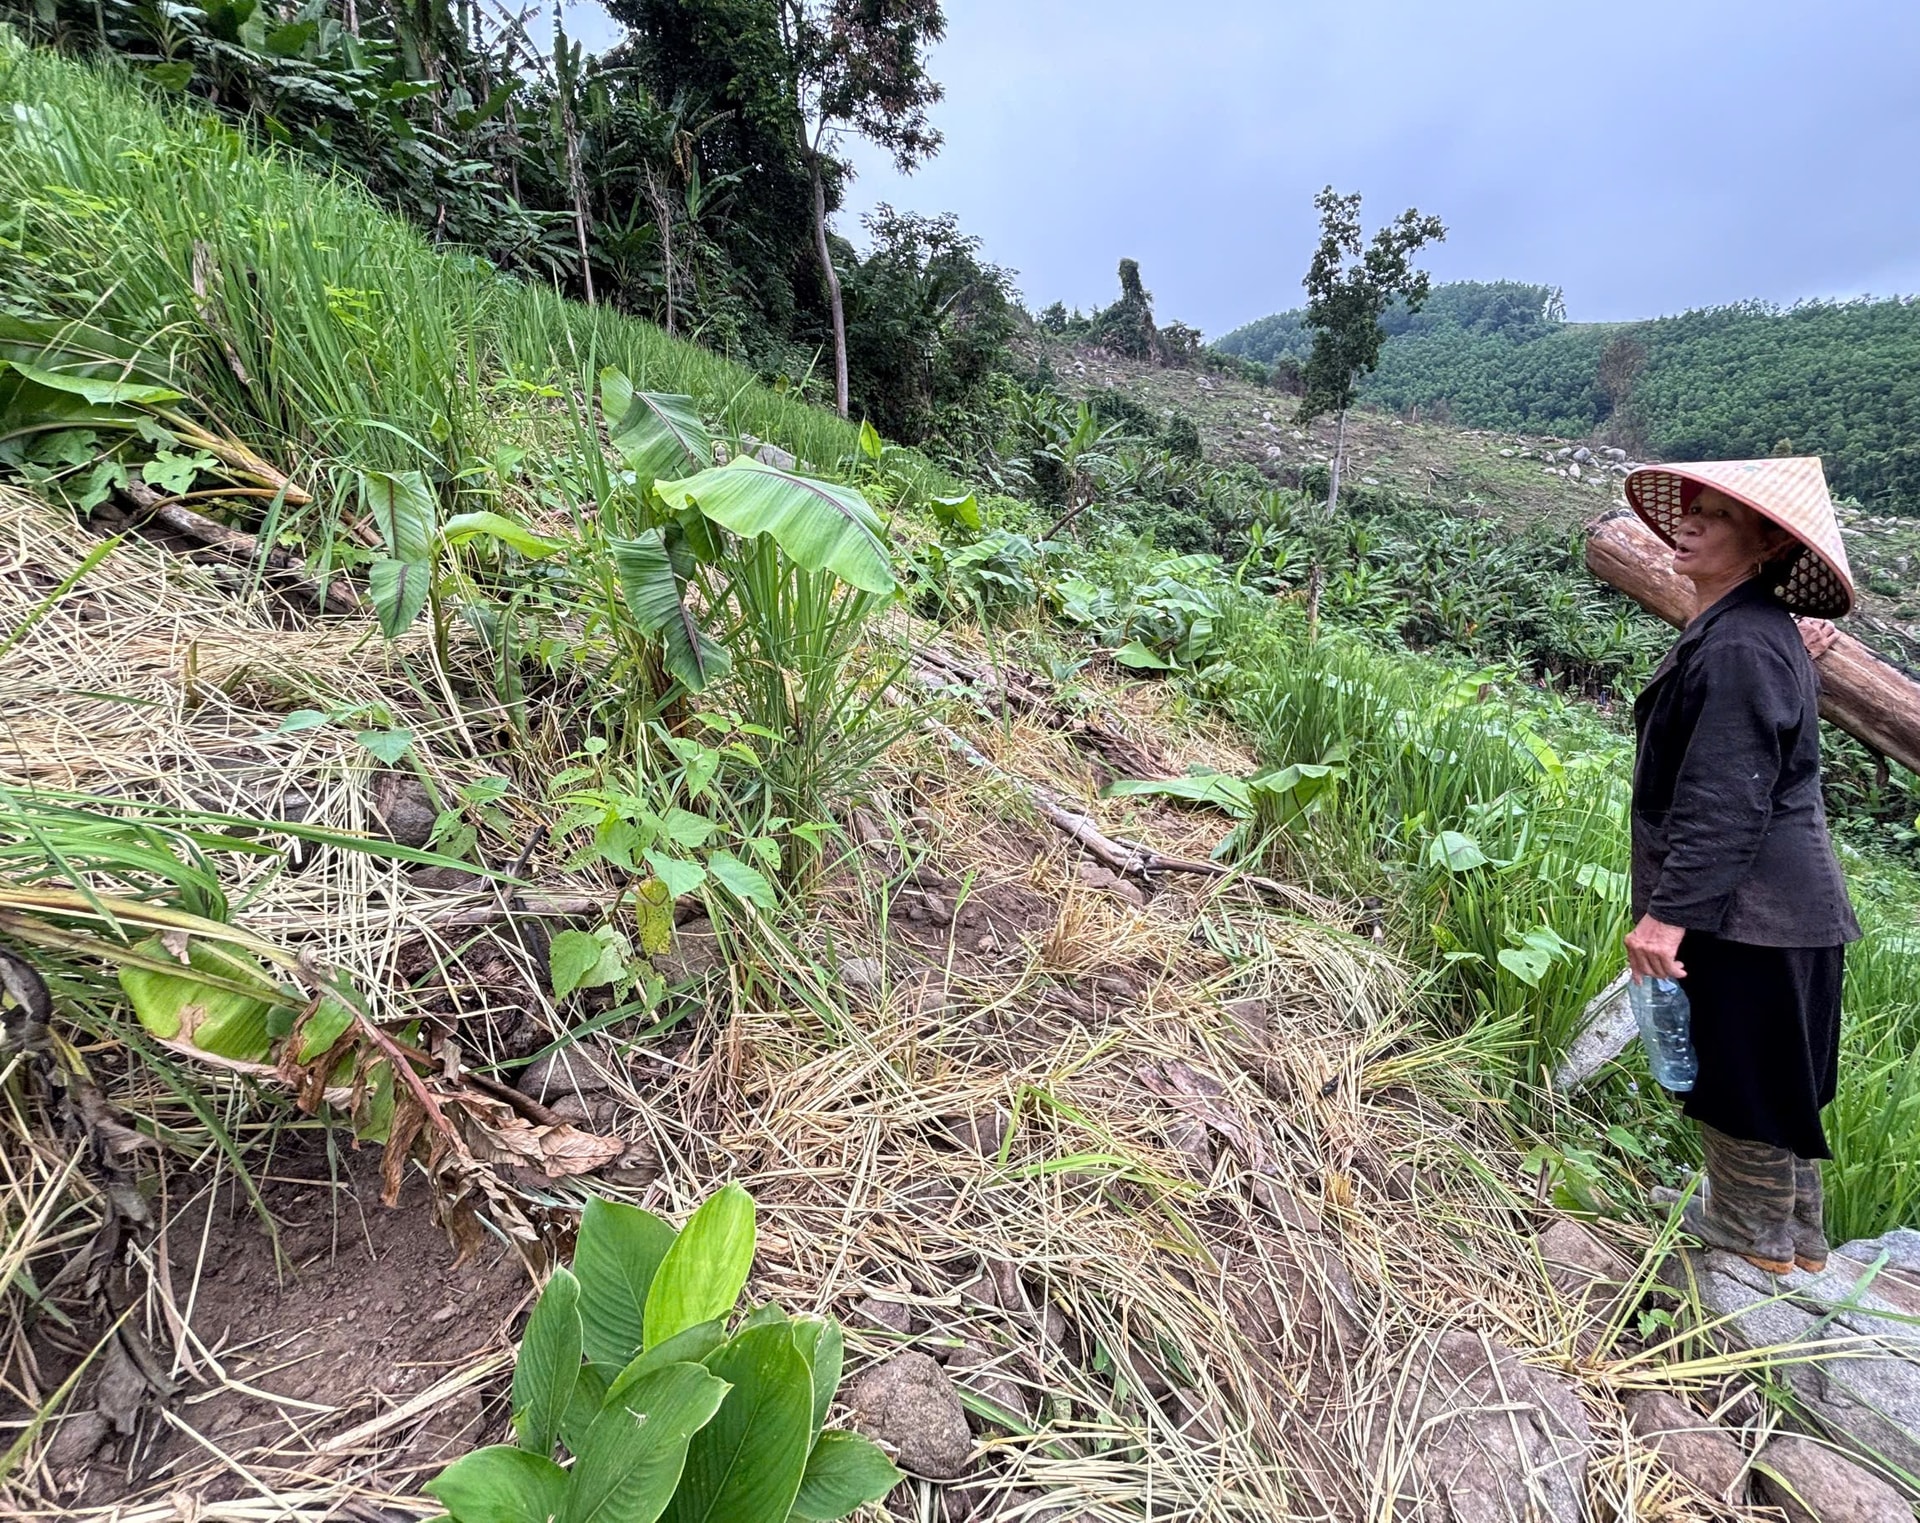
[115,479,362,615]
[918,707,1324,915]
[1587,507,1920,776]
[913,642,1174,779]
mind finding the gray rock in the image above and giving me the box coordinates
[941,1108,1010,1157]
[1550,970,1636,1090]
[369,770,437,847]
[840,956,885,991]
[1624,1389,1749,1503]
[516,1050,616,1099]
[650,916,723,983]
[944,1338,1029,1429]
[847,1352,973,1479]
[1753,1433,1914,1522]
[1572,446,1593,464]
[1556,446,1574,460]
[45,1409,110,1473]
[1604,446,1628,462]
[1382,1330,1592,1521]
[850,1295,916,1336]
[1668,1236,1920,1477]
[752,439,797,471]
[1538,1218,1638,1353]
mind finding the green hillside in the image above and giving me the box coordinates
[1216,282,1920,514]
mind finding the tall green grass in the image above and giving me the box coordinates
[0,37,951,544]
[1232,632,1631,1096]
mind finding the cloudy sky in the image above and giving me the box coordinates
[562,0,1920,338]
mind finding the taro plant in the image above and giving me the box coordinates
[426,1185,901,1523]
[1103,762,1340,868]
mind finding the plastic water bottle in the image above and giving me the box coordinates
[1629,975,1698,1092]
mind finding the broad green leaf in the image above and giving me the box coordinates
[653,459,895,595]
[788,1317,842,1440]
[276,709,331,733]
[514,1269,582,1457]
[643,851,707,902]
[355,727,414,763]
[659,808,716,850]
[706,851,776,912]
[362,469,436,561]
[426,1445,568,1523]
[563,1361,731,1523]
[664,1324,813,1523]
[643,1184,755,1350]
[574,1198,677,1368]
[1574,861,1628,902]
[550,929,607,999]
[610,530,730,693]
[561,1362,611,1456]
[602,374,714,486]
[1497,946,1553,987]
[605,1319,728,1406]
[369,557,430,638]
[140,449,213,494]
[634,878,675,957]
[1102,772,1252,817]
[857,418,883,462]
[928,492,981,532]
[1426,830,1489,873]
[118,937,276,1060]
[1111,639,1173,671]
[442,510,562,559]
[788,1431,903,1522]
[9,360,182,407]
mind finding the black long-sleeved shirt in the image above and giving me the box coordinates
[1630,579,1860,947]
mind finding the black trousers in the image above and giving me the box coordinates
[1677,932,1844,1159]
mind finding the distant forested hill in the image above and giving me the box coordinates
[1215,283,1920,514]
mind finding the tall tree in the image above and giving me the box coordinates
[1297,187,1445,512]
[777,0,946,416]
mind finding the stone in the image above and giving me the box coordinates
[1665,1235,1920,1477]
[841,956,885,991]
[651,916,723,983]
[1163,1116,1214,1179]
[944,1338,1029,1429]
[752,439,797,471]
[45,1409,110,1473]
[850,1295,916,1336]
[1604,446,1629,462]
[940,1108,1010,1157]
[1572,446,1593,464]
[516,1050,616,1099]
[846,1353,973,1479]
[1074,859,1145,908]
[1537,1217,1639,1349]
[1381,1330,1592,1521]
[1753,1434,1913,1522]
[369,770,437,847]
[1569,462,1583,479]
[1623,1389,1749,1503]
[1556,446,1574,460]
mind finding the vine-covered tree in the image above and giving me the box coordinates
[1297,186,1445,511]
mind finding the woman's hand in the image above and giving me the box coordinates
[1624,914,1687,980]
[1796,616,1837,660]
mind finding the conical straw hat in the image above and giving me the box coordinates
[1624,456,1855,618]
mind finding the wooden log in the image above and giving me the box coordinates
[118,478,363,615]
[1586,508,1920,776]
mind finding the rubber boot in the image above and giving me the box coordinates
[1792,1157,1830,1273]
[1673,1125,1796,1275]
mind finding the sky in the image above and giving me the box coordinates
[558,0,1920,338]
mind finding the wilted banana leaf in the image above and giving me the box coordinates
[610,529,731,692]
[602,369,715,487]
[116,934,278,1059]
[652,459,896,596]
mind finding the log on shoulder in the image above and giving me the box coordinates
[1586,507,1920,777]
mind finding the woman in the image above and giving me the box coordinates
[1622,456,1861,1276]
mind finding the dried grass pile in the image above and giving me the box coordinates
[1,485,1790,1521]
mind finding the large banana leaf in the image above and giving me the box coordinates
[610,530,731,693]
[601,369,713,487]
[652,459,895,595]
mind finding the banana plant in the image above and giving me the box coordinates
[426,1186,901,1523]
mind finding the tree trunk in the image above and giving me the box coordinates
[644,168,676,336]
[560,78,594,305]
[1325,408,1347,514]
[1585,507,1920,775]
[807,142,849,418]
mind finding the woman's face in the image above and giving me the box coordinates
[1671,486,1785,585]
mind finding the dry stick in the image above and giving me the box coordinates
[916,705,1320,913]
[117,480,362,615]
[1586,507,1920,775]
